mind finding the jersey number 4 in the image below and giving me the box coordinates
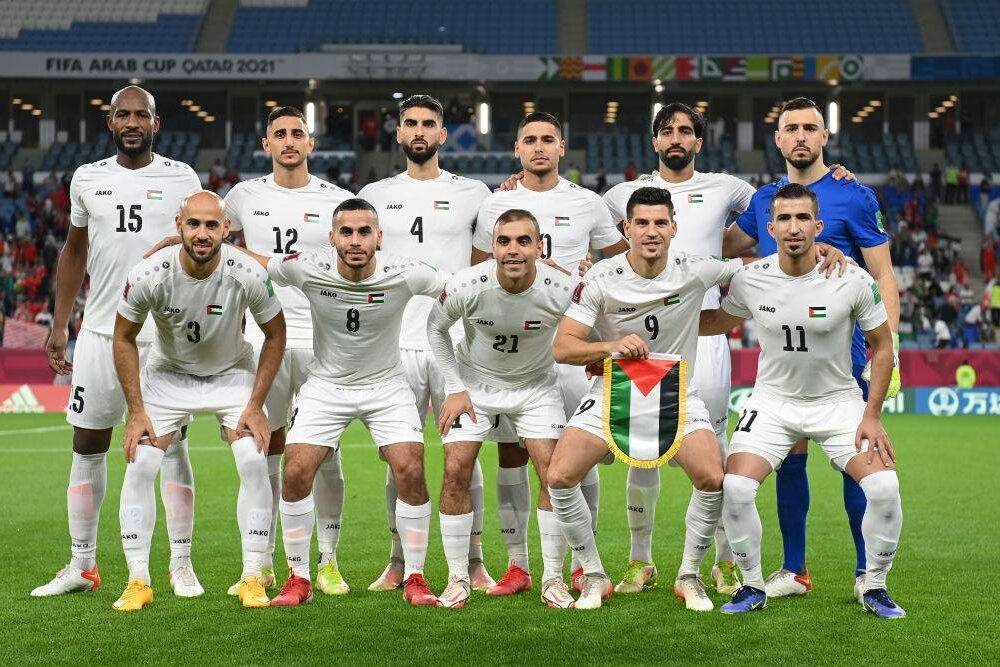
[115,204,142,232]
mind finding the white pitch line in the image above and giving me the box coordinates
[0,442,382,454]
[0,424,73,437]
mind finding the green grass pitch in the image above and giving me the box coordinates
[0,412,995,665]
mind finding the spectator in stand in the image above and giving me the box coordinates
[944,163,958,203]
[21,163,35,197]
[360,112,379,151]
[984,197,999,237]
[929,163,942,202]
[983,238,997,282]
[381,113,398,152]
[957,163,969,204]
[623,162,637,182]
[955,359,976,388]
[564,163,581,186]
[934,316,952,348]
[208,158,226,192]
[979,176,993,218]
[962,303,982,347]
[2,168,18,198]
[991,279,1000,328]
[952,257,968,286]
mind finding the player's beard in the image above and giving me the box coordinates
[402,140,440,165]
[658,146,695,171]
[182,238,221,264]
[785,147,820,171]
[336,245,374,269]
[114,128,153,158]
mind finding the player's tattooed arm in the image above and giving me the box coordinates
[47,225,89,374]
[238,311,286,452]
[698,309,745,336]
[112,313,156,463]
[857,320,896,467]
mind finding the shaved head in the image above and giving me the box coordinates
[110,85,156,115]
[179,190,225,218]
[176,190,229,266]
[108,85,159,162]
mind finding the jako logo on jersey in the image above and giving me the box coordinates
[252,210,270,216]
[320,290,338,298]
[475,319,494,326]
[303,212,320,223]
[687,193,704,204]
[808,306,827,318]
[206,304,223,316]
[618,306,636,313]
[664,293,680,306]
[162,306,182,314]
[145,189,163,200]
[523,320,541,330]
[571,282,585,303]
[759,305,775,313]
[433,200,449,210]
[386,203,403,210]
[367,292,385,304]
[95,190,113,196]
[554,216,570,227]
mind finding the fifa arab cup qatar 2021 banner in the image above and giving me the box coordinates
[3,52,1000,82]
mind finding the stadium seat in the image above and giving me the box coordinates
[941,0,1000,53]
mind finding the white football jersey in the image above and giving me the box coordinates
[70,154,202,340]
[428,261,575,392]
[224,174,352,348]
[267,250,447,386]
[474,178,624,274]
[359,170,490,350]
[722,257,887,402]
[603,171,755,308]
[117,244,281,377]
[565,251,742,384]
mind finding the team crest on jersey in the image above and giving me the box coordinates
[145,189,163,201]
[523,321,541,331]
[303,213,321,224]
[808,306,827,318]
[433,201,450,210]
[206,304,223,316]
[687,193,704,204]
[664,294,680,306]
[367,292,386,304]
[571,282,585,304]
[554,216,570,227]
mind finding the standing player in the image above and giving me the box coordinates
[237,199,447,608]
[224,105,353,596]
[358,94,494,592]
[547,187,748,610]
[428,209,577,609]
[602,103,755,595]
[473,112,628,595]
[111,191,285,611]
[33,86,203,598]
[723,97,901,599]
[701,183,905,618]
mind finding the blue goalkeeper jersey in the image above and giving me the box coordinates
[734,171,888,368]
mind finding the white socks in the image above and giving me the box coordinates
[396,499,431,579]
[497,465,531,570]
[859,470,902,591]
[231,437,273,580]
[68,451,107,571]
[313,449,344,567]
[721,474,764,589]
[574,466,600,570]
[385,468,403,561]
[626,466,660,563]
[265,454,281,569]
[537,508,568,582]
[549,485,604,576]
[468,460,485,562]
[119,446,164,584]
[440,512,473,580]
[280,495,314,578]
[160,436,195,570]
[678,488,723,578]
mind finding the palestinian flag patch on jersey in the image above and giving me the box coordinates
[303,212,321,224]
[554,216,571,227]
[603,353,686,468]
[664,293,680,306]
[687,193,703,204]
[145,189,163,200]
[523,320,542,331]
[206,304,223,316]
[367,292,385,304]
[433,201,449,210]
[808,306,827,318]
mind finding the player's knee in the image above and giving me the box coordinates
[546,464,578,491]
[860,470,899,503]
[281,459,315,500]
[392,456,425,489]
[72,427,113,455]
[723,473,760,505]
[442,455,474,489]
[693,467,724,492]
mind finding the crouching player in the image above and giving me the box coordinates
[700,183,904,618]
[111,191,285,611]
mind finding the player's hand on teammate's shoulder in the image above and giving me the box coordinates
[438,391,476,437]
[855,416,895,468]
[814,242,852,277]
[143,234,181,259]
[605,334,650,360]
[576,252,593,277]
[829,163,856,182]
[540,258,571,276]
[45,327,72,375]
[123,411,156,463]
[496,171,524,192]
[236,405,271,454]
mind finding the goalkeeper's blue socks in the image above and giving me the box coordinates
[775,452,809,574]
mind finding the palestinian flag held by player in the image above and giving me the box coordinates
[602,353,686,468]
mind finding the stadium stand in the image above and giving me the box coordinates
[226,0,557,54]
[763,133,920,176]
[944,130,1000,176]
[0,0,208,52]
[39,132,200,172]
[586,0,924,54]
[940,0,1000,54]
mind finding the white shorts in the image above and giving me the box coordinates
[566,384,713,446]
[557,362,595,419]
[691,334,731,438]
[286,375,424,450]
[442,376,565,445]
[141,367,257,438]
[401,348,445,424]
[252,341,313,431]
[728,389,867,471]
[66,329,151,430]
